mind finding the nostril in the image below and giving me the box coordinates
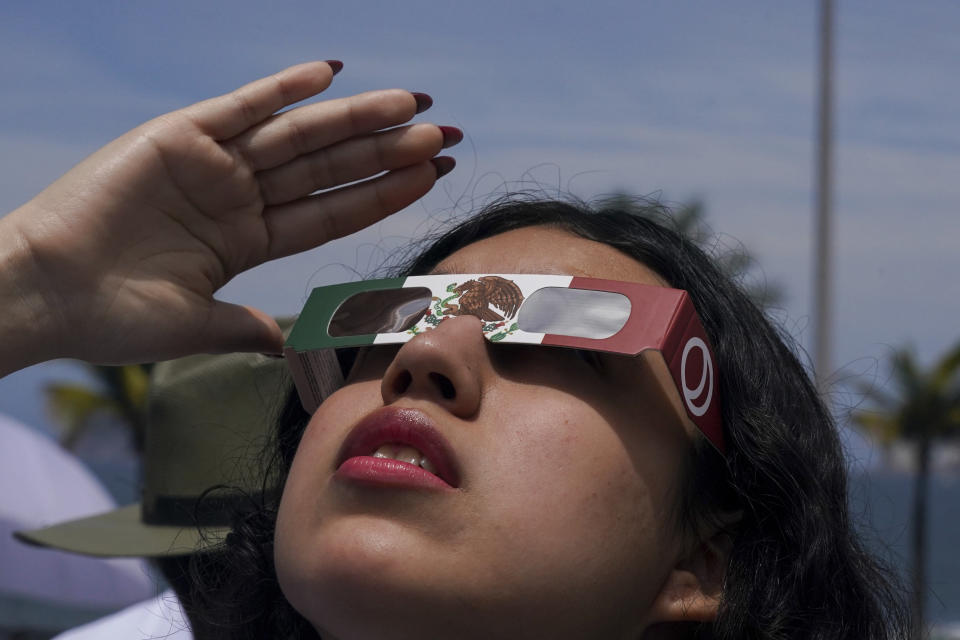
[429,372,456,400]
[392,370,412,396]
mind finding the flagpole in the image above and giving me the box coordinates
[813,0,834,393]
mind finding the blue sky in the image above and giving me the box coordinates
[1,0,959,468]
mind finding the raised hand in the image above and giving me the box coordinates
[0,61,460,374]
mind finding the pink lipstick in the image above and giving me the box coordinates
[335,407,461,490]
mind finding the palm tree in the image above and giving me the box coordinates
[604,193,784,308]
[45,363,152,452]
[852,342,960,635]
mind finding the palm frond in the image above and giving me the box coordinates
[890,348,924,399]
[44,383,118,450]
[606,192,784,310]
[852,339,960,447]
[854,378,901,412]
[850,410,901,446]
[931,343,960,388]
[44,362,152,452]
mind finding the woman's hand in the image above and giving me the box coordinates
[0,61,459,374]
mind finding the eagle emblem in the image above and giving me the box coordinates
[442,276,524,322]
[411,276,525,340]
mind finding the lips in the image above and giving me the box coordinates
[335,407,461,489]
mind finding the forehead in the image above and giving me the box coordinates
[433,226,669,287]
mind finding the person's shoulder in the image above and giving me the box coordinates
[53,590,191,640]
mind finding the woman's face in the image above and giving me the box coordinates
[275,227,702,639]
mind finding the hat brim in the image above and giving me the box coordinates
[14,504,230,558]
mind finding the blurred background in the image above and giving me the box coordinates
[1,0,958,637]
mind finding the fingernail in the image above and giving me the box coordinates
[439,126,464,149]
[411,92,433,114]
[431,156,456,178]
[325,60,344,76]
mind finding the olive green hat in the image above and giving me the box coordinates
[15,346,295,558]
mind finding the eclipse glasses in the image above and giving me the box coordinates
[285,274,723,453]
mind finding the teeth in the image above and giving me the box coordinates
[393,445,422,466]
[371,443,439,475]
[419,456,438,475]
[371,444,396,459]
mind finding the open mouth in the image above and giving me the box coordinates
[336,407,461,489]
[370,443,440,475]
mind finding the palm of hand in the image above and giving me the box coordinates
[9,61,450,363]
[94,114,273,293]
[62,118,270,358]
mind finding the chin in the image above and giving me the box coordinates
[277,530,638,640]
[276,517,468,639]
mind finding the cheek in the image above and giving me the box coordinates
[471,388,679,597]
[274,382,381,600]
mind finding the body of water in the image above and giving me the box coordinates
[851,470,960,625]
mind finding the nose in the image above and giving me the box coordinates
[380,314,487,418]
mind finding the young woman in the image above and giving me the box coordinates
[176,196,910,640]
[0,62,909,638]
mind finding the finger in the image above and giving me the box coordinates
[228,89,430,172]
[259,123,462,206]
[264,159,453,260]
[201,302,285,355]
[183,61,341,140]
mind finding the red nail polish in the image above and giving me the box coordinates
[325,60,344,76]
[431,156,456,178]
[411,92,433,114]
[439,126,464,149]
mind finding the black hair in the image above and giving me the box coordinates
[181,195,910,639]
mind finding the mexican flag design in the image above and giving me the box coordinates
[383,274,573,343]
[284,274,574,412]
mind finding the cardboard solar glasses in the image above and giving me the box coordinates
[285,274,724,452]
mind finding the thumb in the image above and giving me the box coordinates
[202,301,285,355]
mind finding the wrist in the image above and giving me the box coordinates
[0,208,65,376]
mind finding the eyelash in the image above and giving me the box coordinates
[572,349,605,371]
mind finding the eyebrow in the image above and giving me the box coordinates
[428,266,457,275]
